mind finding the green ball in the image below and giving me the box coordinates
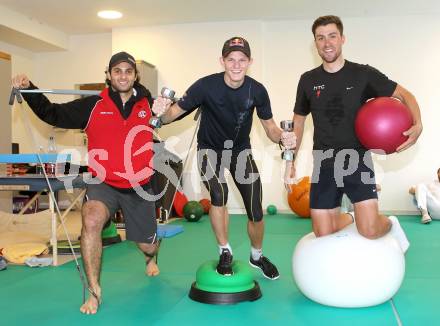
[183,201,204,222]
[101,221,118,238]
[266,204,277,215]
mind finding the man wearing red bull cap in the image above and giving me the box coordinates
[154,37,296,280]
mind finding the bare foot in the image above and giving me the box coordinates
[146,260,160,276]
[80,288,101,315]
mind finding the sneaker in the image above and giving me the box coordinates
[421,213,432,224]
[249,255,280,280]
[388,215,410,254]
[216,249,233,276]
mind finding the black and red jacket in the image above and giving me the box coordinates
[22,82,155,189]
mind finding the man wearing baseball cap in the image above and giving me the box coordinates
[12,51,159,314]
[153,37,296,281]
[108,51,137,71]
[221,36,251,58]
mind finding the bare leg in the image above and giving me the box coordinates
[312,199,409,252]
[209,205,229,246]
[353,199,391,239]
[79,200,109,314]
[353,199,410,252]
[338,212,354,229]
[247,220,264,249]
[311,207,354,237]
[338,198,411,252]
[247,219,280,280]
[137,242,160,276]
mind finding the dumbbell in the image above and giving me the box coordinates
[280,120,295,161]
[149,87,178,128]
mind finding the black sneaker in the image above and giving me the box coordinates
[216,249,233,276]
[249,255,279,280]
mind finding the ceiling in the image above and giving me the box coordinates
[0,0,439,35]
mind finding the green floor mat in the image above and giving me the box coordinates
[1,214,438,325]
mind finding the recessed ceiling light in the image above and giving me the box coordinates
[97,10,123,19]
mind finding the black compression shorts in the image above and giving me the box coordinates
[197,148,263,222]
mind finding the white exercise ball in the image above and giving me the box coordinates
[292,224,405,308]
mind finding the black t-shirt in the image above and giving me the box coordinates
[293,60,397,150]
[177,73,273,150]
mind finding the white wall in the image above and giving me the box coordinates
[11,33,112,164]
[264,15,439,213]
[112,21,266,210]
[112,15,439,214]
[342,15,439,212]
[4,14,438,214]
[0,4,68,51]
[0,41,35,152]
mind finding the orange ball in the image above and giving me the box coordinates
[287,176,311,218]
[198,198,211,214]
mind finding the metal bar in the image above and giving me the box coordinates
[18,89,101,96]
[49,188,57,265]
[10,88,181,106]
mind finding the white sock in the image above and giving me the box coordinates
[388,216,410,254]
[219,243,232,255]
[251,247,263,261]
[421,210,432,223]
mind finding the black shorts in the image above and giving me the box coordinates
[310,149,378,209]
[85,182,157,243]
[197,148,263,222]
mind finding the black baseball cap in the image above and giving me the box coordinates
[222,37,251,58]
[108,51,136,71]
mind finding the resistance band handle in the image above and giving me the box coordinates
[9,88,16,105]
[8,88,23,106]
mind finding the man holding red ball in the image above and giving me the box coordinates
[288,15,422,253]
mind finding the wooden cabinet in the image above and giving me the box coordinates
[136,60,158,97]
[0,52,12,212]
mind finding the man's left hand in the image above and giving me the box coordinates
[396,123,422,152]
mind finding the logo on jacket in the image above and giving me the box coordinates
[138,110,147,118]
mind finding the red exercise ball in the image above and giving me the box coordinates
[355,97,412,154]
[199,198,211,214]
[173,191,188,217]
[287,176,311,218]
